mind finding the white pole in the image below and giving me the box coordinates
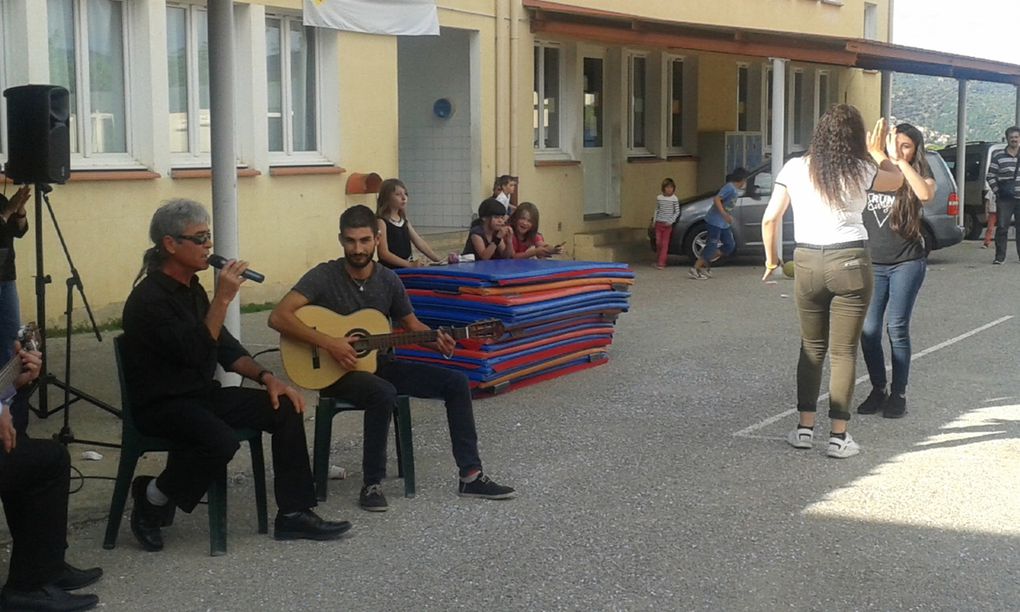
[955,80,967,227]
[771,58,787,265]
[208,0,242,384]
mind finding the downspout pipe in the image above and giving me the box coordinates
[495,0,509,176]
[208,0,242,382]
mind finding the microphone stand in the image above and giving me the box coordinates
[32,183,121,448]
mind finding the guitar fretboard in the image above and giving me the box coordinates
[353,328,469,351]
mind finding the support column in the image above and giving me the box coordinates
[509,0,521,176]
[771,58,787,262]
[208,0,242,383]
[955,80,968,227]
[1015,85,1020,128]
[495,0,509,175]
[880,71,893,119]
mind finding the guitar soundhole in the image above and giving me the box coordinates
[349,328,371,358]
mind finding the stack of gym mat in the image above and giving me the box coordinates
[394,259,633,396]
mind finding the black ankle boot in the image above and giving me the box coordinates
[882,394,907,418]
[856,387,887,415]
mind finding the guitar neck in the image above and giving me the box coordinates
[0,353,21,402]
[355,327,465,352]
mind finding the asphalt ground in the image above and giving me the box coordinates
[3,239,1018,611]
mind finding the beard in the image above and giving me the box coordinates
[346,253,372,269]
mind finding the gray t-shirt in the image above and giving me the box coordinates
[291,259,413,323]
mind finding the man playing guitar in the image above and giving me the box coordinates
[269,205,515,512]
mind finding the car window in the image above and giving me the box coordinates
[753,172,773,196]
[964,157,981,181]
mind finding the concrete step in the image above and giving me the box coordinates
[573,227,648,248]
[573,241,651,264]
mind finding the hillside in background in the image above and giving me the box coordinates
[891,73,1016,147]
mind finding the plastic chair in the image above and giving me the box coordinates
[103,335,269,556]
[313,395,415,501]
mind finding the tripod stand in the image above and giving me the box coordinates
[30,183,121,448]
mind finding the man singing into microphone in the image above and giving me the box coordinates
[121,199,351,552]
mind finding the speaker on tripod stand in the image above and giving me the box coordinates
[3,84,71,185]
[3,84,121,448]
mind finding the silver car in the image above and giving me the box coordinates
[650,151,962,261]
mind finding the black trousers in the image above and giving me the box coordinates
[322,358,482,485]
[133,387,317,514]
[0,436,69,591]
[994,196,1019,262]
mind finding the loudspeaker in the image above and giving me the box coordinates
[3,85,71,185]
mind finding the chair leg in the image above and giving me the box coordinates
[392,408,404,479]
[103,445,142,550]
[394,395,416,498]
[248,435,269,535]
[313,402,337,502]
[207,466,228,556]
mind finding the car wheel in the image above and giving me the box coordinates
[964,213,983,240]
[683,224,709,261]
[921,225,934,257]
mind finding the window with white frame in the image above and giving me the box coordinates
[533,43,561,151]
[737,63,749,132]
[863,2,878,40]
[816,70,831,118]
[627,53,648,152]
[47,0,130,160]
[667,57,685,150]
[167,4,210,162]
[790,69,806,148]
[266,14,319,160]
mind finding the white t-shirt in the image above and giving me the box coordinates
[775,156,877,245]
[495,192,512,208]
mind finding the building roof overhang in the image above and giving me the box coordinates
[524,0,1020,86]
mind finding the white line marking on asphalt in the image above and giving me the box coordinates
[732,315,1014,438]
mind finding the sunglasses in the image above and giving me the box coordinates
[176,232,212,245]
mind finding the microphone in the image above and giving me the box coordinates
[208,254,265,283]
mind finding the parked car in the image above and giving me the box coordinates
[938,142,1003,239]
[649,150,962,261]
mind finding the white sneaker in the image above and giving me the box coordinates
[786,427,813,449]
[826,434,861,458]
[688,267,706,280]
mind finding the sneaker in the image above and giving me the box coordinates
[358,484,389,512]
[856,387,888,415]
[826,434,861,458]
[882,394,907,419]
[688,267,706,280]
[701,268,713,278]
[993,259,1003,265]
[786,427,814,449]
[457,473,516,499]
[980,243,989,249]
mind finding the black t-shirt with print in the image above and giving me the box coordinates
[863,190,926,264]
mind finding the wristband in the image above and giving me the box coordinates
[765,263,778,270]
[256,369,273,386]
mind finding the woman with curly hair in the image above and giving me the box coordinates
[856,122,935,419]
[760,105,904,459]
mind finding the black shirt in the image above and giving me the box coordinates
[863,190,926,264]
[121,271,250,410]
[381,218,412,268]
[0,215,28,282]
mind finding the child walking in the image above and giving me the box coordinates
[653,178,680,269]
[690,168,748,279]
[492,175,518,215]
[376,178,444,268]
[509,202,563,259]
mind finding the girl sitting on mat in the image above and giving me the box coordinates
[509,202,563,259]
[376,178,443,268]
[463,198,513,260]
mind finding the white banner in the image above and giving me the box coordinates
[304,0,439,36]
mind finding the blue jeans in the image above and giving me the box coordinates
[700,225,735,263]
[860,258,926,396]
[0,280,20,363]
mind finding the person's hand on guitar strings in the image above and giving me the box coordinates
[326,335,360,371]
[262,372,306,414]
[12,341,41,390]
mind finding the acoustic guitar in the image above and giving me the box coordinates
[0,323,40,406]
[279,306,504,390]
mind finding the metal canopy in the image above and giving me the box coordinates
[523,0,1020,85]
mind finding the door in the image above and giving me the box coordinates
[579,50,610,216]
[734,166,795,254]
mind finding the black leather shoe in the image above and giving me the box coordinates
[52,562,103,591]
[0,584,98,611]
[130,476,165,552]
[273,510,352,541]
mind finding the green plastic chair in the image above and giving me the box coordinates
[313,395,415,501]
[104,335,269,556]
